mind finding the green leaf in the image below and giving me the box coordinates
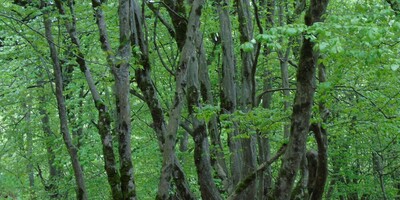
[240,42,254,52]
[286,27,297,36]
[390,64,399,71]
[319,42,329,51]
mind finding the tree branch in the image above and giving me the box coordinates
[335,85,397,119]
[257,88,296,102]
[227,144,287,200]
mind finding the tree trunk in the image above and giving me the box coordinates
[197,31,230,192]
[258,0,275,198]
[55,1,123,198]
[272,0,329,199]
[258,70,273,199]
[216,0,243,191]
[114,1,137,199]
[236,0,257,197]
[278,0,291,138]
[25,104,35,198]
[132,1,195,197]
[186,25,222,199]
[38,92,63,199]
[308,60,329,200]
[156,0,206,196]
[43,11,88,200]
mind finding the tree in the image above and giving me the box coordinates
[1,0,400,199]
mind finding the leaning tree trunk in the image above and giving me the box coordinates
[132,0,195,198]
[272,0,329,199]
[43,10,88,200]
[156,0,207,197]
[55,1,122,198]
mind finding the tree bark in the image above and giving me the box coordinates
[131,0,195,198]
[197,31,230,192]
[163,0,187,50]
[236,0,257,197]
[114,1,137,199]
[258,69,273,199]
[216,0,244,191]
[55,1,123,198]
[156,0,206,197]
[227,144,287,200]
[277,0,291,138]
[186,26,222,199]
[272,0,329,199]
[43,10,88,200]
[24,103,35,198]
[258,0,275,198]
[308,60,329,200]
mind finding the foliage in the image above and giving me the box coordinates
[0,0,399,199]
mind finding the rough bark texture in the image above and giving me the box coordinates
[197,31,230,192]
[43,12,88,200]
[236,0,256,109]
[54,1,123,198]
[156,0,206,197]
[216,0,243,190]
[114,1,137,199]
[132,0,195,198]
[272,0,329,199]
[236,0,257,197]
[163,0,187,50]
[186,27,222,199]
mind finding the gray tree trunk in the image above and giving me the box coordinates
[55,0,123,198]
[236,0,257,197]
[114,1,137,198]
[186,25,222,199]
[258,1,275,198]
[216,0,244,191]
[156,0,207,197]
[197,31,230,192]
[25,104,35,198]
[272,0,329,199]
[43,11,88,200]
[258,69,273,199]
[132,0,195,198]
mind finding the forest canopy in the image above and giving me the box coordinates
[0,0,399,199]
